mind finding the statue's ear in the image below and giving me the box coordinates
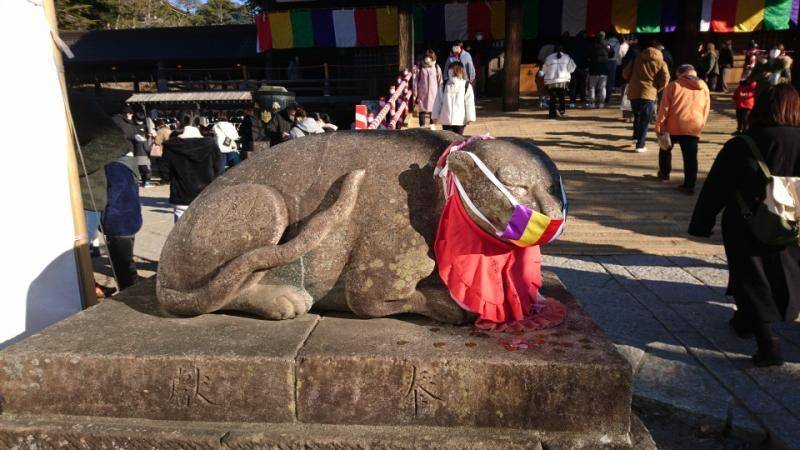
[446,151,478,182]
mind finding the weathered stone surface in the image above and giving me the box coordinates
[156,130,566,325]
[297,273,632,435]
[0,412,653,449]
[0,280,318,423]
[0,272,645,447]
[633,343,731,433]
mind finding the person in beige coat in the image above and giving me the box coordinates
[623,44,670,153]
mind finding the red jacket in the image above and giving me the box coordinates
[734,81,757,110]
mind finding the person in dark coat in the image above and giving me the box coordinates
[163,114,223,222]
[132,111,152,187]
[265,103,297,146]
[689,84,800,367]
[72,93,130,260]
[102,154,142,290]
[718,39,735,92]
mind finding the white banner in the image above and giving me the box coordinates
[0,0,82,347]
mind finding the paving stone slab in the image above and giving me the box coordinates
[633,343,732,432]
[0,412,655,450]
[0,281,319,423]
[729,406,768,443]
[296,273,633,435]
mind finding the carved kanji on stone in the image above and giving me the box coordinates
[168,367,217,407]
[403,365,442,418]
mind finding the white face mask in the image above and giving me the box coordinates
[770,49,781,59]
[423,57,433,65]
[126,113,133,121]
[452,46,460,54]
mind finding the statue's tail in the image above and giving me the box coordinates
[157,169,366,315]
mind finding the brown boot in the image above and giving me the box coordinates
[753,336,784,367]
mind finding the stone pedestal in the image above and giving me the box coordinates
[0,273,654,449]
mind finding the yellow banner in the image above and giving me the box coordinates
[376,7,398,46]
[491,1,506,39]
[734,0,765,32]
[269,12,293,49]
[612,0,638,34]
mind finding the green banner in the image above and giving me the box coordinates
[291,10,313,48]
[764,0,793,30]
[523,0,539,39]
[635,0,662,33]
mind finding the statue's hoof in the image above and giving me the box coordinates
[231,284,313,320]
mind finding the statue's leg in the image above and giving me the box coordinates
[345,288,469,324]
[189,170,365,320]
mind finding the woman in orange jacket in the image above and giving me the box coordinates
[654,64,711,194]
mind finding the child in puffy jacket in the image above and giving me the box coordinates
[733,79,757,134]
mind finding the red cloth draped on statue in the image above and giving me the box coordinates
[434,178,566,331]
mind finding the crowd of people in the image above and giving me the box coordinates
[74,96,337,298]
[70,30,800,368]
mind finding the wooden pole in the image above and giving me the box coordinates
[398,1,413,71]
[503,0,522,111]
[43,0,98,309]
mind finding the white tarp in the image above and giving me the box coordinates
[0,0,82,347]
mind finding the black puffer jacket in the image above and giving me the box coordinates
[163,136,222,206]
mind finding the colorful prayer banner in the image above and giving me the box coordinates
[522,0,540,39]
[376,7,399,46]
[735,0,766,31]
[290,10,313,48]
[311,9,335,48]
[468,1,492,40]
[612,0,638,34]
[700,0,796,32]
[445,2,469,41]
[700,0,714,31]
[586,0,613,36]
[764,0,793,29]
[636,0,662,33]
[539,0,562,37]
[269,11,293,49]
[562,0,588,35]
[257,0,727,53]
[256,13,271,52]
[490,1,506,39]
[354,8,378,47]
[661,0,679,32]
[332,9,356,47]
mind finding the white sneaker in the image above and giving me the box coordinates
[635,146,648,153]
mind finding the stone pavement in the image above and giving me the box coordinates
[87,95,799,448]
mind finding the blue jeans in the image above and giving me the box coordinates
[218,152,240,172]
[631,99,655,149]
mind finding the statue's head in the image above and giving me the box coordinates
[445,138,566,245]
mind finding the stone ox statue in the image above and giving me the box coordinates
[156,129,565,324]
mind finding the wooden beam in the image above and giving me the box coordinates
[503,0,522,111]
[398,1,413,70]
[43,0,98,308]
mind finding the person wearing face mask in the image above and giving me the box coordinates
[432,61,476,135]
[750,44,793,97]
[444,41,476,84]
[413,49,444,128]
[265,103,297,146]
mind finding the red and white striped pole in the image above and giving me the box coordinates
[354,104,368,130]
